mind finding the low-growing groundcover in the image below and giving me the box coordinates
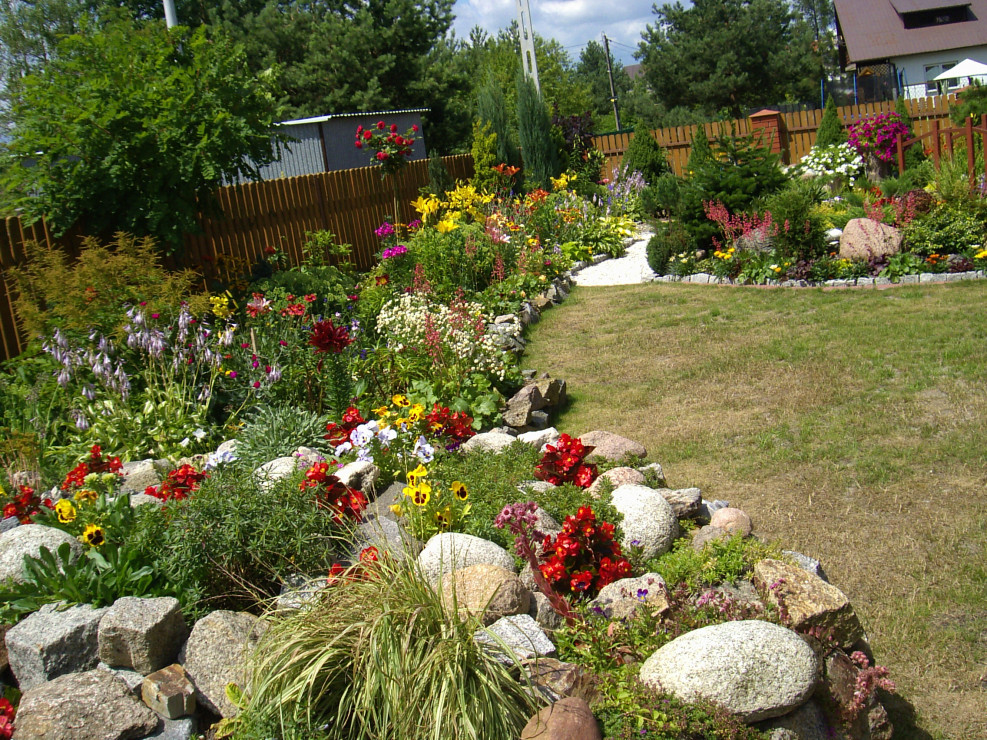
[522,280,987,740]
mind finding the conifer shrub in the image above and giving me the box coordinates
[620,125,671,184]
[814,95,846,147]
[516,74,560,190]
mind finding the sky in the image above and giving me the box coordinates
[450,0,659,67]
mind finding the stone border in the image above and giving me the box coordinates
[652,269,987,288]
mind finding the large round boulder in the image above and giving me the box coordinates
[439,564,530,625]
[416,532,516,583]
[639,619,819,722]
[610,485,678,559]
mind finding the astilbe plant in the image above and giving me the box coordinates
[534,433,598,488]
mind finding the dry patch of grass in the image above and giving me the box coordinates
[523,281,987,740]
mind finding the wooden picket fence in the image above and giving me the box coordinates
[595,94,959,177]
[0,155,473,363]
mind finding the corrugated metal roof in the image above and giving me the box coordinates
[279,109,429,127]
[835,0,987,63]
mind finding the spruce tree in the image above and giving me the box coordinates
[620,125,671,184]
[516,74,559,190]
[814,95,846,147]
[685,125,714,175]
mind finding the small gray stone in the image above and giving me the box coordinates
[692,524,730,551]
[253,455,305,489]
[13,669,159,740]
[460,432,518,454]
[275,574,328,611]
[334,461,380,496]
[417,533,516,583]
[7,603,108,690]
[215,439,238,457]
[900,274,919,284]
[0,517,20,533]
[98,596,188,674]
[529,410,550,429]
[144,716,198,740]
[657,487,702,519]
[579,431,647,462]
[639,620,819,722]
[128,493,163,508]
[475,614,556,662]
[0,524,83,584]
[517,480,557,496]
[590,574,669,620]
[636,462,666,486]
[119,459,172,494]
[517,428,561,449]
[783,550,828,581]
[352,516,422,561]
[528,592,565,632]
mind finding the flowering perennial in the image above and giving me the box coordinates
[146,464,209,502]
[538,505,631,598]
[847,113,909,162]
[299,460,367,524]
[534,433,598,488]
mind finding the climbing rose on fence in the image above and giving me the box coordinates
[355,120,419,178]
[846,113,909,163]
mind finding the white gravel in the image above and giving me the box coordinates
[572,229,656,286]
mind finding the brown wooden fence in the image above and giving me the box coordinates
[0,154,473,363]
[595,94,959,177]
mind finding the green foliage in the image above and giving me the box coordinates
[575,40,632,119]
[903,204,986,257]
[685,126,714,175]
[950,80,987,126]
[645,174,683,217]
[1,19,286,250]
[814,94,846,147]
[620,127,671,185]
[594,673,770,739]
[760,179,828,261]
[11,233,197,342]
[679,129,788,250]
[426,151,455,198]
[0,541,177,623]
[646,532,779,594]
[470,121,500,194]
[234,405,329,470]
[646,223,693,275]
[638,0,819,117]
[129,462,349,618]
[237,556,540,739]
[476,75,518,168]
[516,74,560,190]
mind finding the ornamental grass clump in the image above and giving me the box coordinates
[239,555,539,740]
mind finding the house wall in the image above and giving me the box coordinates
[896,45,987,98]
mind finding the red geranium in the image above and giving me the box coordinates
[61,444,123,490]
[534,434,598,489]
[424,403,476,449]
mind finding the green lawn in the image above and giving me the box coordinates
[523,280,987,740]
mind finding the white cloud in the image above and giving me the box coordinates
[451,0,657,65]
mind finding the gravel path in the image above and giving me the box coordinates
[572,229,656,286]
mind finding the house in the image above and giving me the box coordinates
[226,109,428,185]
[833,0,987,99]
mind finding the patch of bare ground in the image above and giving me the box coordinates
[523,281,987,739]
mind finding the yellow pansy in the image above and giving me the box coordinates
[55,499,76,523]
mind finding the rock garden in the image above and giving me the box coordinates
[1,110,983,739]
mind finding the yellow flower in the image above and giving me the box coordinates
[80,524,106,547]
[435,507,452,528]
[975,248,987,260]
[373,405,389,417]
[392,394,410,408]
[55,499,76,523]
[451,481,468,501]
[408,403,425,422]
[436,217,459,234]
[390,503,405,518]
[412,195,441,218]
[407,464,429,483]
[73,488,98,504]
[209,292,235,320]
[410,482,431,507]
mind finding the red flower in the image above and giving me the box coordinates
[359,546,379,562]
[364,130,373,140]
[309,320,353,354]
[412,124,419,132]
[355,140,363,149]
[390,123,398,133]
[377,120,385,129]
[327,562,346,585]
[570,571,593,591]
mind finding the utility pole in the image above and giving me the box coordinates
[515,0,541,95]
[602,34,622,130]
[163,0,178,28]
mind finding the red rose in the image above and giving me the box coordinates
[390,123,398,132]
[377,120,385,129]
[355,140,363,149]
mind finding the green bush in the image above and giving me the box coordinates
[903,204,986,257]
[759,179,828,262]
[646,222,694,275]
[237,556,540,739]
[678,129,787,250]
[814,95,846,147]
[646,173,682,217]
[517,74,560,190]
[129,462,350,618]
[620,126,671,185]
[646,532,779,594]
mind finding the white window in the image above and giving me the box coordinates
[925,61,959,95]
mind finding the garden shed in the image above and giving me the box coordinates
[226,108,429,184]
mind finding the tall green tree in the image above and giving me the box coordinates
[516,74,559,190]
[0,19,286,248]
[576,40,632,120]
[637,0,819,116]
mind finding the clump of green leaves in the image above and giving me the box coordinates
[236,555,540,740]
[233,405,330,470]
[647,533,779,594]
[646,223,693,275]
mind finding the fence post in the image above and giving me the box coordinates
[966,117,975,188]
[748,109,788,164]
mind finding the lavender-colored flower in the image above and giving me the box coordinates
[71,409,89,430]
[81,383,96,401]
[56,367,71,387]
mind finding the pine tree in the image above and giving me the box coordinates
[814,95,846,147]
[685,125,714,175]
[516,74,559,190]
